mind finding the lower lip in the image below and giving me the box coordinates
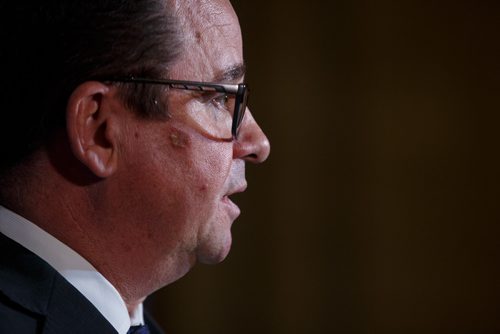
[222,196,241,220]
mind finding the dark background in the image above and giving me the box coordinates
[149,0,500,333]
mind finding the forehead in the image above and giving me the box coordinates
[169,0,243,82]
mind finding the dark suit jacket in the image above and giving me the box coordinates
[0,232,164,334]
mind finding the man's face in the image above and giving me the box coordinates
[114,0,269,282]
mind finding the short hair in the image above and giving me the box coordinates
[0,0,182,172]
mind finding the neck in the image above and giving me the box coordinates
[0,146,193,312]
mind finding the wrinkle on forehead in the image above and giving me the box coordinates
[167,0,243,82]
[170,0,239,44]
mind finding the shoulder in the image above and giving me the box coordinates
[0,233,52,333]
[0,293,43,333]
[0,233,117,334]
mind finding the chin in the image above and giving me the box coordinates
[194,201,238,264]
[196,232,233,265]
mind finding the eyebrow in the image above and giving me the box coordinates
[214,63,246,82]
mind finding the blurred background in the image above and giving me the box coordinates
[149,0,500,333]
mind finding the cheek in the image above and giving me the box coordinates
[169,131,189,148]
[164,127,233,201]
[118,122,234,262]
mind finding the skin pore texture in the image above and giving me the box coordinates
[1,0,270,314]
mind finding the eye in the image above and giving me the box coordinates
[212,93,230,110]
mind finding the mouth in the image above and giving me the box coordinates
[222,183,247,220]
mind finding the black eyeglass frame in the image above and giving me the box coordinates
[98,76,248,139]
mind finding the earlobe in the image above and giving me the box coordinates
[66,81,119,178]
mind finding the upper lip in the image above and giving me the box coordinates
[225,182,247,197]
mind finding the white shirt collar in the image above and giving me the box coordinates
[0,205,144,334]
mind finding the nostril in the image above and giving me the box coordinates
[246,153,258,161]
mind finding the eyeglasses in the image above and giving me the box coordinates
[100,76,248,139]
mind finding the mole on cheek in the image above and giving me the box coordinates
[169,131,189,148]
[195,31,202,43]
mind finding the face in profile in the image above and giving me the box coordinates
[114,0,270,285]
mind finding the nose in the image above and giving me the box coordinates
[233,109,270,163]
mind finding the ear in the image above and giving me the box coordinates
[66,81,119,178]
